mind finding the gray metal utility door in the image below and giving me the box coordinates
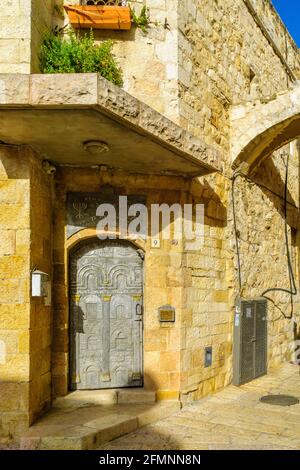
[69,240,143,390]
[240,300,267,384]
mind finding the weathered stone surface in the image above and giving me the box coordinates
[100,364,300,451]
[0,204,29,230]
[117,390,156,404]
[0,353,30,381]
[0,279,25,303]
[20,401,179,450]
[97,76,140,123]
[0,256,29,278]
[30,74,98,106]
[0,382,29,412]
[0,74,221,175]
[0,230,15,255]
[0,304,29,330]
[1,0,300,447]
[0,147,52,444]
[0,74,30,106]
[97,78,221,172]
[231,82,300,171]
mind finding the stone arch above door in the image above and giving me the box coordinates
[66,227,146,254]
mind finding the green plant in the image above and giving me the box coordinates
[130,5,150,33]
[39,30,123,86]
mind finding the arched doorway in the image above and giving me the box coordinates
[69,239,144,390]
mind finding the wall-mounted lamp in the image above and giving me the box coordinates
[31,270,49,297]
[83,140,110,155]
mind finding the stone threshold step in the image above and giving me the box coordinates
[20,402,181,450]
[53,389,156,409]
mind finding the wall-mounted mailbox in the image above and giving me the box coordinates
[158,305,175,323]
[31,270,49,297]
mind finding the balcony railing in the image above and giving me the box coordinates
[80,1,127,5]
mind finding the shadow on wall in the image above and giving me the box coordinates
[91,25,138,43]
[0,145,31,180]
[148,178,227,243]
[293,321,300,362]
[253,157,298,228]
[190,178,227,228]
[249,154,300,324]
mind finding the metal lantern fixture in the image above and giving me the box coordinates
[31,270,49,297]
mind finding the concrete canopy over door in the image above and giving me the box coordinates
[0,74,221,177]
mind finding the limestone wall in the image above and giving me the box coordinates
[233,143,300,368]
[28,152,53,423]
[179,142,300,399]
[2,1,300,125]
[56,0,300,136]
[0,146,31,440]
[31,0,55,73]
[62,0,180,123]
[178,0,300,157]
[1,0,300,419]
[57,0,300,146]
[180,174,232,399]
[246,0,300,76]
[52,168,189,399]
[50,167,240,402]
[0,147,53,442]
[0,1,54,74]
[0,0,31,73]
[174,0,300,398]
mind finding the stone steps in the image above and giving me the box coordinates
[53,388,156,408]
[20,401,181,450]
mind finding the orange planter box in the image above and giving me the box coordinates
[64,5,132,30]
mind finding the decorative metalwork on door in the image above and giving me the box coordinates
[69,240,143,390]
[233,299,267,386]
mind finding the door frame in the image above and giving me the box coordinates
[67,232,146,391]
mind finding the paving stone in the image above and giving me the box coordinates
[20,401,180,450]
[99,364,300,450]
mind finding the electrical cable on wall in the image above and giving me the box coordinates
[231,152,297,319]
[232,173,243,294]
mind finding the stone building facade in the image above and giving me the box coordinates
[0,0,300,443]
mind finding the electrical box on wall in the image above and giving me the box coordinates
[233,298,267,386]
[204,346,213,367]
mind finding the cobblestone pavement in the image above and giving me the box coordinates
[99,363,300,450]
